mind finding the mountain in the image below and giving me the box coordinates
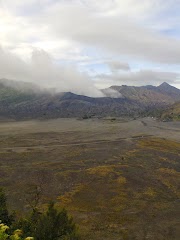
[0,79,180,120]
[0,78,44,93]
[156,82,180,101]
[161,101,180,121]
[103,82,180,103]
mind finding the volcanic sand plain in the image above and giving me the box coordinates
[0,117,180,239]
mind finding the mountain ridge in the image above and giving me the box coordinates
[0,79,180,120]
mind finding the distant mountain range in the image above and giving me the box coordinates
[0,79,180,120]
[103,82,180,102]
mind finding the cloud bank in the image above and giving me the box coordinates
[0,0,180,93]
[95,70,179,89]
[42,2,180,64]
[106,61,130,72]
[0,46,104,97]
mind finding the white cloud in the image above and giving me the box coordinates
[106,61,130,72]
[41,2,180,64]
[0,0,180,92]
[0,46,104,97]
[81,0,160,17]
[1,0,180,64]
[95,70,179,88]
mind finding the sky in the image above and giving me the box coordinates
[0,0,180,96]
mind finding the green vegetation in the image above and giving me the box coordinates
[0,223,33,240]
[0,189,14,226]
[0,190,79,240]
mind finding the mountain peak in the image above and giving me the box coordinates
[156,82,180,101]
[159,82,171,88]
[158,81,180,90]
[157,82,178,91]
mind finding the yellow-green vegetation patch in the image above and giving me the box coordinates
[143,187,157,198]
[58,184,86,206]
[156,168,180,197]
[87,165,116,177]
[116,176,127,185]
[138,137,180,153]
[159,156,177,164]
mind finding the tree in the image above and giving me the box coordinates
[32,202,79,240]
[0,189,14,226]
[0,189,79,240]
[24,184,42,213]
[15,202,79,240]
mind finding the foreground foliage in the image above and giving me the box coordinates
[0,190,79,240]
[0,189,14,226]
[0,223,33,240]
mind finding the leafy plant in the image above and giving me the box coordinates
[0,223,33,240]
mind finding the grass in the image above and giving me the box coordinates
[0,128,179,239]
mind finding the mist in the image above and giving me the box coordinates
[0,46,104,97]
[102,88,123,98]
